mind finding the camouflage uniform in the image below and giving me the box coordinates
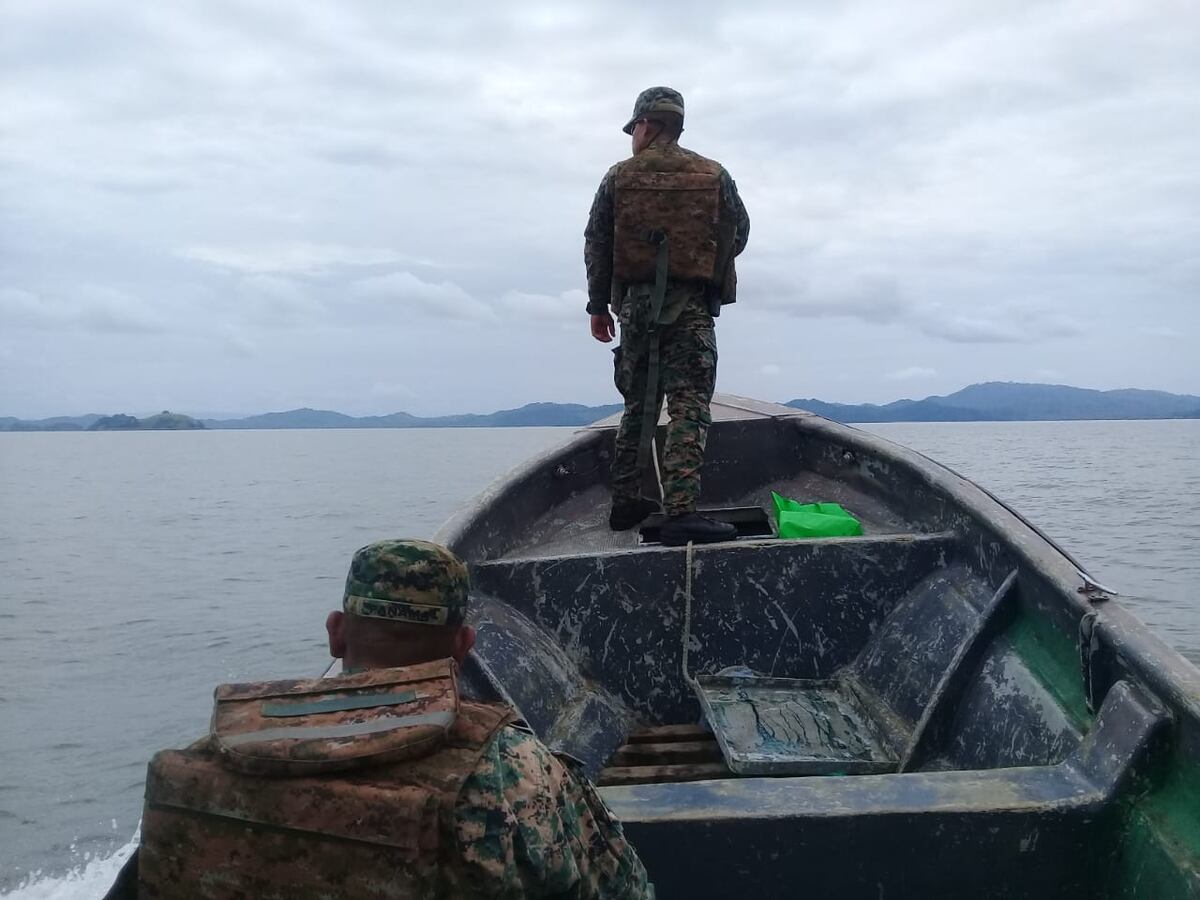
[138,540,654,900]
[347,540,654,898]
[452,725,651,898]
[584,89,749,517]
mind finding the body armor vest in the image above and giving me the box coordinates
[613,144,723,285]
[139,661,515,899]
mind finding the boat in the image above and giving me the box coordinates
[107,394,1200,898]
[434,395,1200,898]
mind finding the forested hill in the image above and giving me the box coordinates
[89,412,205,430]
[786,382,1200,423]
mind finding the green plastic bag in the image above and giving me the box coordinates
[771,491,864,539]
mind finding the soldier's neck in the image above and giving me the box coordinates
[638,137,679,154]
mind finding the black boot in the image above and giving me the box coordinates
[660,513,738,546]
[609,497,662,531]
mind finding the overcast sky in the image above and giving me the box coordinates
[2,1,1197,418]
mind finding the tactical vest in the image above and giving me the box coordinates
[613,143,723,286]
[138,659,516,900]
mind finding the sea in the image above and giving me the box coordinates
[1,420,1197,897]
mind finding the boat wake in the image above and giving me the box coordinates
[2,830,137,900]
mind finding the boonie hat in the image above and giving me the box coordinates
[343,539,470,627]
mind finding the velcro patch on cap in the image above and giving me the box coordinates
[648,100,684,115]
[345,594,450,626]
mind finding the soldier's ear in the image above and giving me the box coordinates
[326,611,347,659]
[452,624,476,664]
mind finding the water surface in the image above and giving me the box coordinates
[1,421,1196,894]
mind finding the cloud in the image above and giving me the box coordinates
[219,325,258,357]
[348,271,496,322]
[913,304,1085,344]
[370,382,416,400]
[1136,325,1183,338]
[747,268,1086,345]
[749,271,913,324]
[759,363,783,376]
[917,312,1026,344]
[885,366,936,381]
[313,142,407,170]
[178,243,414,275]
[234,275,324,327]
[1,1,1197,416]
[497,288,584,322]
[0,286,166,334]
[93,173,187,195]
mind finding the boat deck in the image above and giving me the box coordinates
[501,472,921,561]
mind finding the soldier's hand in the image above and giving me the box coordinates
[590,312,616,343]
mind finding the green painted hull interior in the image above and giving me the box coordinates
[1008,604,1200,897]
[1006,605,1094,733]
[1109,747,1200,898]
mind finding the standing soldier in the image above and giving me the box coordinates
[584,86,750,546]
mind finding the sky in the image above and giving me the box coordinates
[2,0,1198,418]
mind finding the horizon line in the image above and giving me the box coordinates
[5,379,1200,422]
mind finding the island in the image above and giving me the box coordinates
[89,411,206,431]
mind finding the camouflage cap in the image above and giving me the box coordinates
[622,86,685,135]
[343,539,469,627]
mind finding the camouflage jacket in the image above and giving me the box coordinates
[584,140,749,315]
[449,724,655,898]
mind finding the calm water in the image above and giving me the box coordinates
[1,421,1197,895]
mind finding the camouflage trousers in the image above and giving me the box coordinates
[611,284,716,517]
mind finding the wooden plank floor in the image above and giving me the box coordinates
[598,724,731,787]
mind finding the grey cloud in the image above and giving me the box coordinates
[179,244,412,275]
[93,174,187,196]
[369,381,417,401]
[917,313,1026,344]
[749,271,912,323]
[233,275,324,328]
[886,366,937,381]
[914,303,1086,344]
[1136,325,1184,339]
[314,142,408,170]
[348,271,496,322]
[497,289,584,323]
[745,259,1088,345]
[2,0,1197,417]
[218,325,259,358]
[0,286,166,334]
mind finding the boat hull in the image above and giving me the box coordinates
[437,396,1200,898]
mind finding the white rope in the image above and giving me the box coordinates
[681,540,699,689]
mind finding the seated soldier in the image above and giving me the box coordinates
[134,539,653,900]
[325,539,654,899]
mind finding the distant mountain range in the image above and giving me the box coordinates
[0,402,624,432]
[785,382,1200,423]
[3,383,1198,431]
[202,401,625,430]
